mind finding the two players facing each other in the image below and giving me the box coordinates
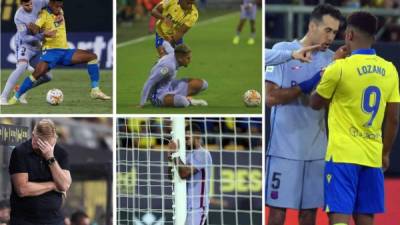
[167,124,212,225]
[265,4,399,225]
[1,0,110,106]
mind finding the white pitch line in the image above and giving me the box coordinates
[117,12,238,48]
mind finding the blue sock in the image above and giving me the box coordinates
[87,60,99,88]
[16,75,35,98]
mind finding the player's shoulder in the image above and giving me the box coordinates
[54,144,68,158]
[13,140,31,155]
[14,8,24,21]
[320,48,334,60]
[271,40,300,51]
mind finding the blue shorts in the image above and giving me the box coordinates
[40,48,77,69]
[155,32,183,48]
[324,159,384,214]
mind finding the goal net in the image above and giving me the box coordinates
[116,117,262,225]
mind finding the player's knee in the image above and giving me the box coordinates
[16,61,28,70]
[173,95,190,107]
[88,53,98,63]
[201,79,208,91]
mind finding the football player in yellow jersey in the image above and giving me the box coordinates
[310,12,400,225]
[151,0,198,57]
[9,0,110,105]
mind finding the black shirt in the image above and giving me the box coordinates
[9,139,69,224]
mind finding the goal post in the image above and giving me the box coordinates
[171,117,187,225]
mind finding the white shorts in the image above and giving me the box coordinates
[240,4,257,20]
[16,43,39,62]
[185,208,208,225]
[265,156,324,209]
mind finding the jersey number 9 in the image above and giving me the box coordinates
[362,86,381,127]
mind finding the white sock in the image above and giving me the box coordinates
[1,62,28,100]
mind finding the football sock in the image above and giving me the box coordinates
[1,62,27,100]
[16,75,36,99]
[87,59,100,88]
[201,79,208,91]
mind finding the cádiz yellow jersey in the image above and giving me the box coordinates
[316,49,400,167]
[156,0,198,39]
[35,8,68,50]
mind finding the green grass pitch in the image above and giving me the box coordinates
[117,11,262,114]
[0,69,112,114]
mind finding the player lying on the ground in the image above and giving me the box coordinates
[138,44,208,108]
[310,11,400,225]
[8,0,110,105]
[233,0,259,45]
[0,0,55,105]
[151,0,198,57]
[168,124,212,225]
[265,44,322,66]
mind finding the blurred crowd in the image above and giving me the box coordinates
[118,117,262,151]
[266,0,400,42]
[117,0,208,32]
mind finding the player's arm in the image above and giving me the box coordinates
[265,70,322,107]
[265,81,302,107]
[138,67,169,107]
[171,25,190,44]
[16,20,43,43]
[172,157,198,179]
[11,173,56,197]
[382,103,400,171]
[310,62,341,110]
[266,45,321,66]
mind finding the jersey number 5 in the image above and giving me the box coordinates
[362,86,381,127]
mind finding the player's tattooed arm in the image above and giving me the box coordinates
[309,91,330,110]
[265,81,302,107]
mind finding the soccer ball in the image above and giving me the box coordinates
[243,89,261,107]
[46,89,63,105]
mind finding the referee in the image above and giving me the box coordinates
[9,119,72,225]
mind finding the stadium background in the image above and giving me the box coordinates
[0,117,113,225]
[265,1,400,224]
[117,117,262,225]
[117,0,263,114]
[0,0,113,113]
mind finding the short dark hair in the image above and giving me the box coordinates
[347,11,378,37]
[21,0,31,3]
[186,123,202,134]
[50,0,63,2]
[71,211,88,224]
[310,4,342,23]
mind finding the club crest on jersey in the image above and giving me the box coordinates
[291,65,302,70]
[271,191,279,199]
